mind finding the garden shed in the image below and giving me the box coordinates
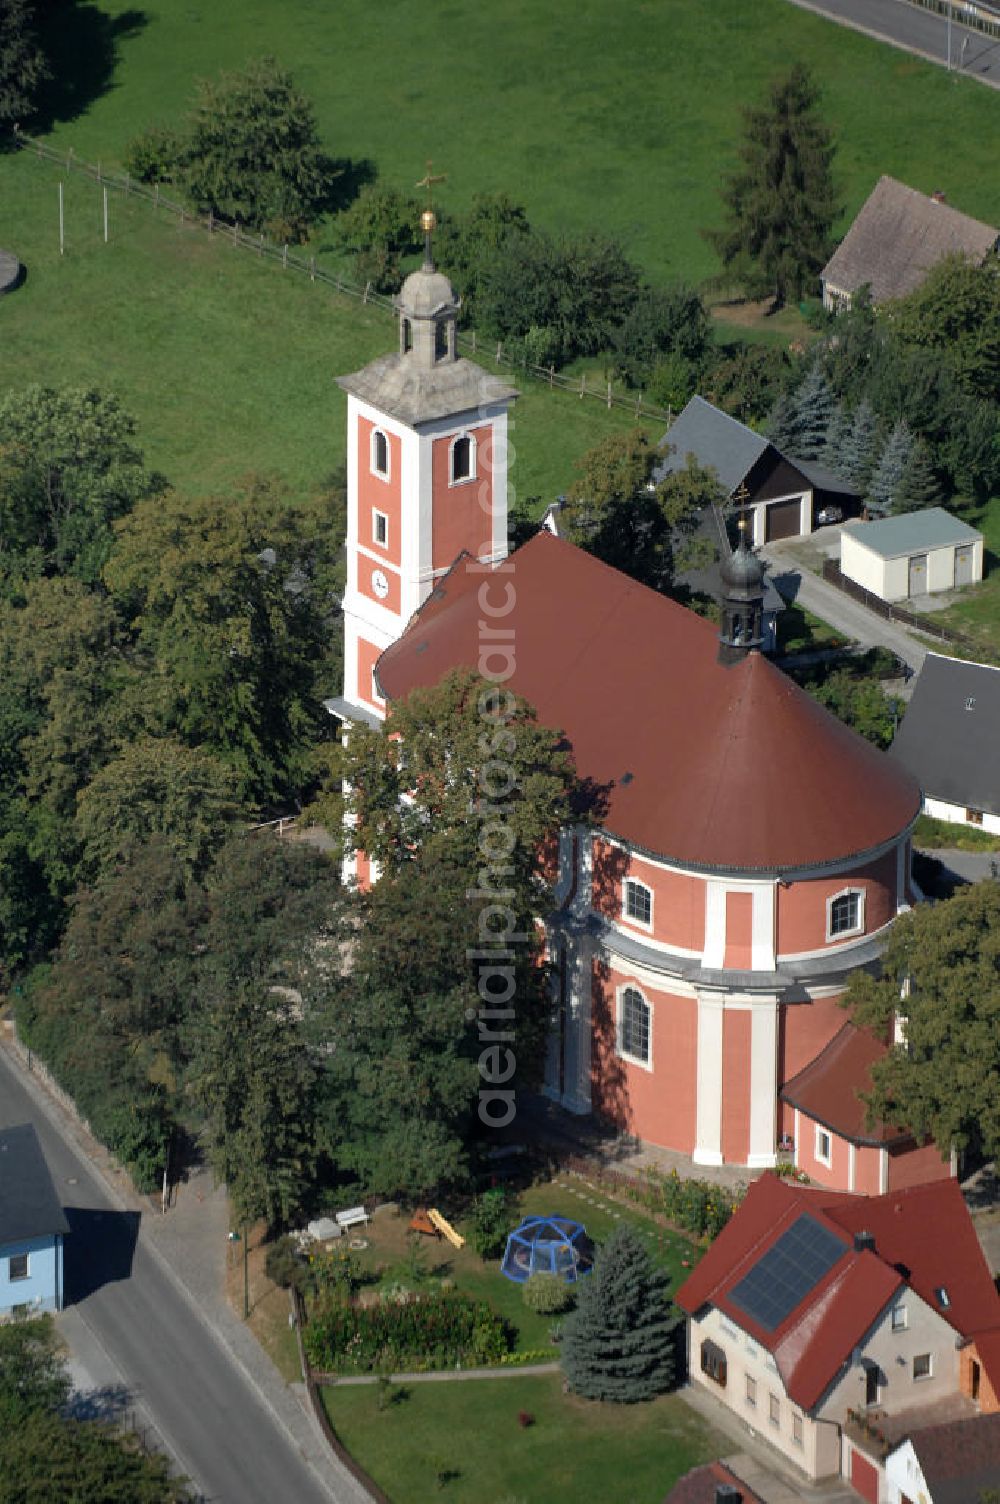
[839,508,983,602]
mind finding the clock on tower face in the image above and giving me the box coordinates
[371,568,390,600]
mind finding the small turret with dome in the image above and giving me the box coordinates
[396,203,461,367]
[718,516,765,664]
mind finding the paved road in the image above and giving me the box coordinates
[0,1047,365,1504]
[788,0,1000,85]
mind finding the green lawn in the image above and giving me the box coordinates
[775,600,847,655]
[322,1374,725,1504]
[927,499,1000,663]
[0,150,641,504]
[27,0,1000,288]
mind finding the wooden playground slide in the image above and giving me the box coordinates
[428,1208,465,1248]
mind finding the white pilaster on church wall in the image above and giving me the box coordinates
[751,883,777,970]
[702,877,777,971]
[561,931,594,1115]
[693,991,724,1165]
[702,882,727,969]
[747,996,779,1167]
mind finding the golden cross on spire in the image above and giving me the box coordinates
[415,160,447,213]
[415,160,447,266]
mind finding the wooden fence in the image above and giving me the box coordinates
[820,558,977,650]
[12,129,672,426]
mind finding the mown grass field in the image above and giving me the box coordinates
[29,0,1000,285]
[7,0,1000,505]
[322,1374,725,1504]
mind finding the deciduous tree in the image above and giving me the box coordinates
[845,880,1000,1161]
[707,63,838,307]
[0,0,48,126]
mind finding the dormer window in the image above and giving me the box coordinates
[450,433,475,484]
[371,428,390,480]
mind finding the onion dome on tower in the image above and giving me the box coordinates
[718,520,765,665]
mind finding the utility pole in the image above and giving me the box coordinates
[947,1,953,70]
[243,1223,249,1319]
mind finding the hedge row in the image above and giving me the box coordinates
[304,1293,512,1374]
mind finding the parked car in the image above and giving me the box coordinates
[816,504,843,525]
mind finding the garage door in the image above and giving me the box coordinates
[766,498,802,541]
[849,1445,879,1504]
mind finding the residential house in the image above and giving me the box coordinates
[654,395,857,545]
[0,1122,69,1317]
[890,652,1000,834]
[663,1460,762,1502]
[821,176,999,310]
[840,509,983,602]
[885,1411,1000,1504]
[676,1174,1000,1499]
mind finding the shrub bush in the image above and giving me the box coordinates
[124,126,184,185]
[304,1292,512,1374]
[522,1272,574,1315]
[265,1235,307,1291]
[470,1188,513,1259]
[635,1168,738,1241]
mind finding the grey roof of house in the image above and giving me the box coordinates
[655,395,770,494]
[905,1411,1000,1504]
[821,176,999,304]
[337,355,518,428]
[793,456,857,497]
[0,1123,70,1246]
[842,508,982,560]
[890,652,1000,816]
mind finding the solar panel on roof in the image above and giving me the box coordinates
[728,1214,847,1333]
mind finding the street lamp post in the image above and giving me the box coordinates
[947,1,953,70]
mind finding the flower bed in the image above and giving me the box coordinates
[304,1292,513,1374]
[561,1158,742,1241]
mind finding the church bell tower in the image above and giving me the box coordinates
[326,177,518,738]
[718,522,765,666]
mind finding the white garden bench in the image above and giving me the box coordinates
[335,1205,369,1231]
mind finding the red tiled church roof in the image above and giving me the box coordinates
[376,533,920,872]
[676,1174,1000,1411]
[780,1023,913,1147]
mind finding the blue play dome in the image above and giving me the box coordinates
[500,1215,594,1284]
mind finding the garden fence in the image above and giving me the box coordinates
[12,130,673,427]
[820,558,978,650]
[906,0,1000,41]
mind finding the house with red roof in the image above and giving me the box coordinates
[885,1411,1000,1504]
[326,233,950,1188]
[663,1459,762,1503]
[676,1175,1000,1498]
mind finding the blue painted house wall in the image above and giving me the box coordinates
[0,1232,64,1315]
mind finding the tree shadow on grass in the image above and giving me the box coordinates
[323,156,377,217]
[31,5,149,135]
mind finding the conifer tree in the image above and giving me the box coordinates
[893,436,942,514]
[839,399,879,494]
[707,64,838,307]
[823,401,849,476]
[560,1224,678,1402]
[765,392,800,455]
[787,363,836,459]
[867,420,913,517]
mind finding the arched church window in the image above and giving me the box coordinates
[623,878,652,927]
[826,887,864,941]
[619,986,651,1066]
[450,433,475,484]
[371,429,389,479]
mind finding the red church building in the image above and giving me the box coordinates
[329,232,949,1191]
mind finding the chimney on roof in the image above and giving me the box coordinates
[715,1486,742,1504]
[931,189,947,204]
[854,1230,876,1254]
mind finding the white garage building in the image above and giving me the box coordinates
[840,508,983,602]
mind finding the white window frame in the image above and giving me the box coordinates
[8,1251,29,1281]
[449,430,477,486]
[815,1125,833,1168]
[370,666,384,707]
[769,1392,781,1428]
[372,509,389,548]
[826,886,865,942]
[622,877,653,930]
[891,1304,908,1333]
[745,1374,757,1409]
[370,427,391,481]
[616,984,652,1072]
[913,1353,933,1382]
[792,1412,804,1448]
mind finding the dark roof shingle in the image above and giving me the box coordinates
[890,652,1000,817]
[0,1123,69,1245]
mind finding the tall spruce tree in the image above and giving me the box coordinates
[560,1224,678,1402]
[839,399,879,495]
[893,436,942,514]
[787,363,836,459]
[707,63,838,307]
[868,420,913,517]
[823,401,849,477]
